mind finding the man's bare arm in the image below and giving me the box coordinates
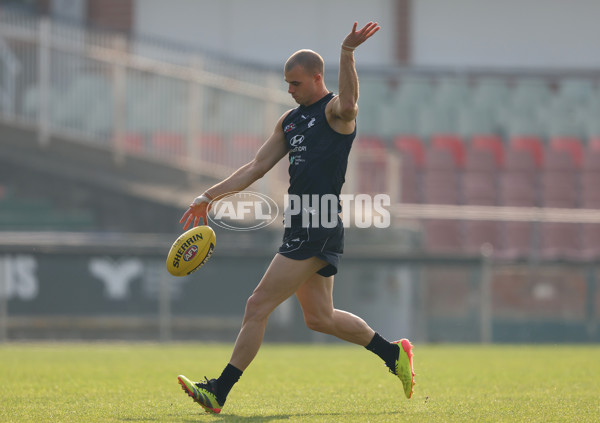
[180,112,291,229]
[327,21,380,129]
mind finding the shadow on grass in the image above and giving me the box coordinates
[178,410,403,422]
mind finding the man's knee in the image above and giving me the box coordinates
[304,314,332,333]
[244,292,274,322]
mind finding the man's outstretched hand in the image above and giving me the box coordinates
[179,195,212,230]
[342,21,380,50]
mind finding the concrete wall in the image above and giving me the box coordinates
[412,0,600,69]
[133,0,396,67]
[133,0,600,70]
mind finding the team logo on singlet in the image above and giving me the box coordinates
[284,123,296,133]
[290,135,304,147]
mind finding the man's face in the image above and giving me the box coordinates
[284,65,317,106]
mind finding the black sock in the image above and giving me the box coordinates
[365,332,399,370]
[215,363,243,405]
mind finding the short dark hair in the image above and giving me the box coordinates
[284,49,324,76]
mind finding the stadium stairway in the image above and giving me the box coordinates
[0,121,220,233]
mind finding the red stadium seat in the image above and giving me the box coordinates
[509,135,544,168]
[431,134,466,167]
[464,147,498,173]
[424,146,458,172]
[582,149,600,173]
[196,133,224,164]
[394,135,425,167]
[470,134,505,166]
[541,149,579,207]
[398,152,421,203]
[151,132,184,158]
[120,132,145,154]
[463,173,496,205]
[581,150,600,208]
[589,136,600,151]
[463,146,499,206]
[501,147,539,207]
[499,173,537,207]
[423,148,459,204]
[355,136,388,194]
[549,136,583,168]
[504,146,536,172]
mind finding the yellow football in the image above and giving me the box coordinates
[166,225,216,276]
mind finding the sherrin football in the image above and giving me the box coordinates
[166,225,216,276]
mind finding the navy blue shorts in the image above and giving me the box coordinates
[278,217,344,277]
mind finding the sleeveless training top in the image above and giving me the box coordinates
[282,92,356,223]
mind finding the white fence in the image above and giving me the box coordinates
[0,11,295,183]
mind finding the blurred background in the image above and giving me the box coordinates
[0,0,598,343]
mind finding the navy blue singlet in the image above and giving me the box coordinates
[282,92,356,225]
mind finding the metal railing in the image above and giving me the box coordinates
[0,11,295,187]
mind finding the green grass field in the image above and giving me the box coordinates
[0,343,598,422]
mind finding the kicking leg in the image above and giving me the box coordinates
[229,253,328,370]
[296,273,415,399]
[295,273,374,346]
[179,254,328,412]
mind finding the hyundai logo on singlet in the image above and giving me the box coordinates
[290,135,304,147]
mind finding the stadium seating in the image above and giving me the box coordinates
[540,146,582,259]
[463,148,497,205]
[432,77,471,108]
[393,135,424,203]
[549,136,584,168]
[430,134,466,167]
[470,134,505,166]
[510,78,552,109]
[462,147,500,253]
[421,147,462,252]
[196,133,224,164]
[457,105,497,138]
[497,147,539,258]
[557,78,595,103]
[394,135,425,165]
[228,134,263,169]
[417,103,460,138]
[379,101,419,139]
[541,149,579,206]
[365,75,598,257]
[509,135,545,168]
[499,173,536,207]
[580,149,600,259]
[471,77,510,111]
[422,147,460,204]
[397,151,421,204]
[354,136,388,195]
[423,219,462,253]
[120,132,146,154]
[393,76,434,107]
[22,64,600,259]
[151,132,185,160]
